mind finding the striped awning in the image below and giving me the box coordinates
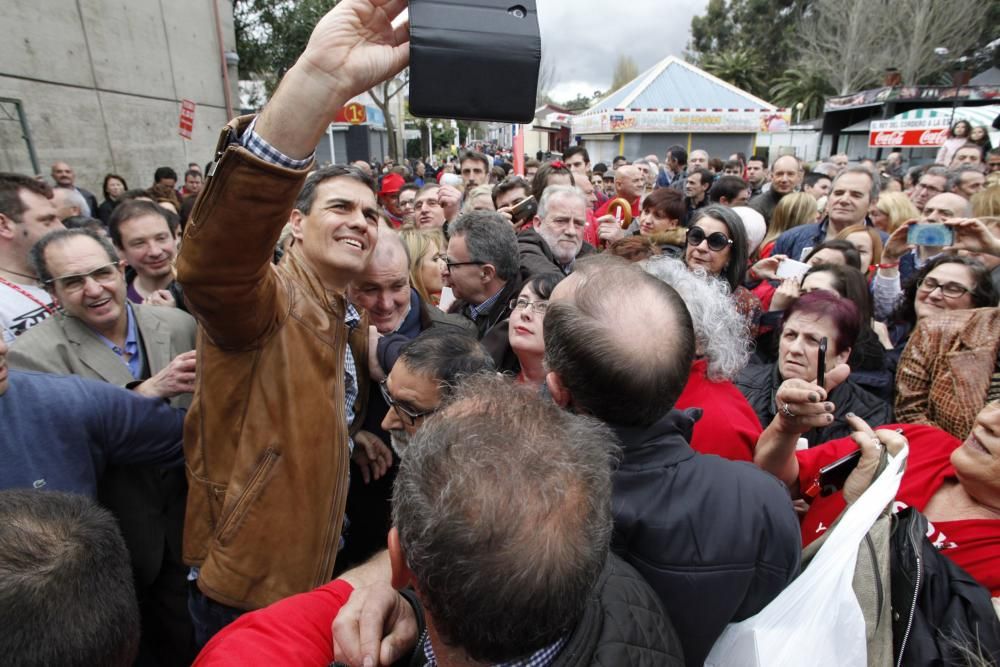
[893,105,999,127]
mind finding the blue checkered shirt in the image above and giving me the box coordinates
[240,120,357,449]
[421,632,566,667]
[468,287,505,321]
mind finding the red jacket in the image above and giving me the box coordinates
[675,359,762,462]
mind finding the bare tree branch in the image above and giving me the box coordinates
[795,0,889,95]
[887,0,988,85]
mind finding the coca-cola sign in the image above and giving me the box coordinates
[868,128,948,147]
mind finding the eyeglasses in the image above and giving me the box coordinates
[686,227,733,252]
[917,276,971,299]
[44,262,121,293]
[509,297,549,315]
[915,181,943,194]
[434,254,485,271]
[379,379,436,426]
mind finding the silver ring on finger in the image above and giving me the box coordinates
[872,437,882,451]
[781,402,795,418]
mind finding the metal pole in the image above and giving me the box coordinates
[1,98,41,175]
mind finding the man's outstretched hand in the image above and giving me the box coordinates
[255,0,410,160]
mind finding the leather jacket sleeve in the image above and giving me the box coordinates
[176,117,312,350]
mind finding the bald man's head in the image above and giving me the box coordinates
[349,226,413,332]
[922,192,971,222]
[614,165,644,201]
[544,255,695,427]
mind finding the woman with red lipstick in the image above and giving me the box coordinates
[482,273,562,385]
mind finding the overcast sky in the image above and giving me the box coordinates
[537,0,711,104]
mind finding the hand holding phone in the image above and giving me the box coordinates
[907,223,954,247]
[776,258,811,279]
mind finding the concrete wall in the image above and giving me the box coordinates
[0,0,238,196]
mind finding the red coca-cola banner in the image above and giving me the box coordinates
[868,128,948,147]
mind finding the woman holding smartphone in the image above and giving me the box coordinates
[735,291,893,447]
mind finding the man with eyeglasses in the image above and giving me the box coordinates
[397,183,419,226]
[442,211,522,339]
[0,173,63,341]
[339,229,473,570]
[518,185,595,281]
[908,166,949,213]
[379,329,494,456]
[7,226,199,663]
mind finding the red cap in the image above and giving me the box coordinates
[379,173,405,196]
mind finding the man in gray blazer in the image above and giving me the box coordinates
[8,227,197,666]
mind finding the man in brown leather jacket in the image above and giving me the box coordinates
[174,0,411,644]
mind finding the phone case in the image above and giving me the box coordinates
[408,0,541,123]
[907,223,953,247]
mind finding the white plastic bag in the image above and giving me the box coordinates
[705,445,909,667]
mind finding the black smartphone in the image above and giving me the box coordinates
[816,337,827,389]
[818,450,862,496]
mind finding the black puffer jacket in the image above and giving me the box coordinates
[735,362,893,447]
[610,410,801,667]
[401,553,685,667]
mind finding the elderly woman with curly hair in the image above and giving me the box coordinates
[644,256,762,461]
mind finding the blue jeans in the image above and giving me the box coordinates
[187,582,244,649]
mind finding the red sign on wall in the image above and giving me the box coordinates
[179,99,196,139]
[868,128,948,148]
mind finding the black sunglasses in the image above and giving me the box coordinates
[379,380,436,426]
[686,226,733,252]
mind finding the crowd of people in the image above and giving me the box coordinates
[1,0,999,665]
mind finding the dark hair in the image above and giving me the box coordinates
[949,119,972,138]
[460,150,490,173]
[544,255,695,426]
[102,173,128,200]
[709,157,724,173]
[153,166,177,183]
[609,236,657,262]
[449,210,520,282]
[613,154,628,164]
[804,240,862,270]
[803,172,831,189]
[492,176,531,207]
[120,189,152,202]
[0,173,53,222]
[524,272,563,301]
[107,199,179,248]
[641,187,685,222]
[592,162,608,175]
[146,183,180,210]
[62,216,106,235]
[709,175,749,203]
[688,204,750,292]
[802,263,873,323]
[399,182,421,197]
[723,159,742,172]
[183,169,202,181]
[783,291,860,354]
[531,162,575,201]
[891,255,998,328]
[746,155,766,167]
[294,165,376,214]
[0,490,140,666]
[398,329,495,397]
[524,158,541,170]
[688,167,715,190]
[563,146,590,165]
[666,145,687,166]
[393,373,616,663]
[30,228,119,285]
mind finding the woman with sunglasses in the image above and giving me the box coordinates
[684,205,761,336]
[481,273,562,385]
